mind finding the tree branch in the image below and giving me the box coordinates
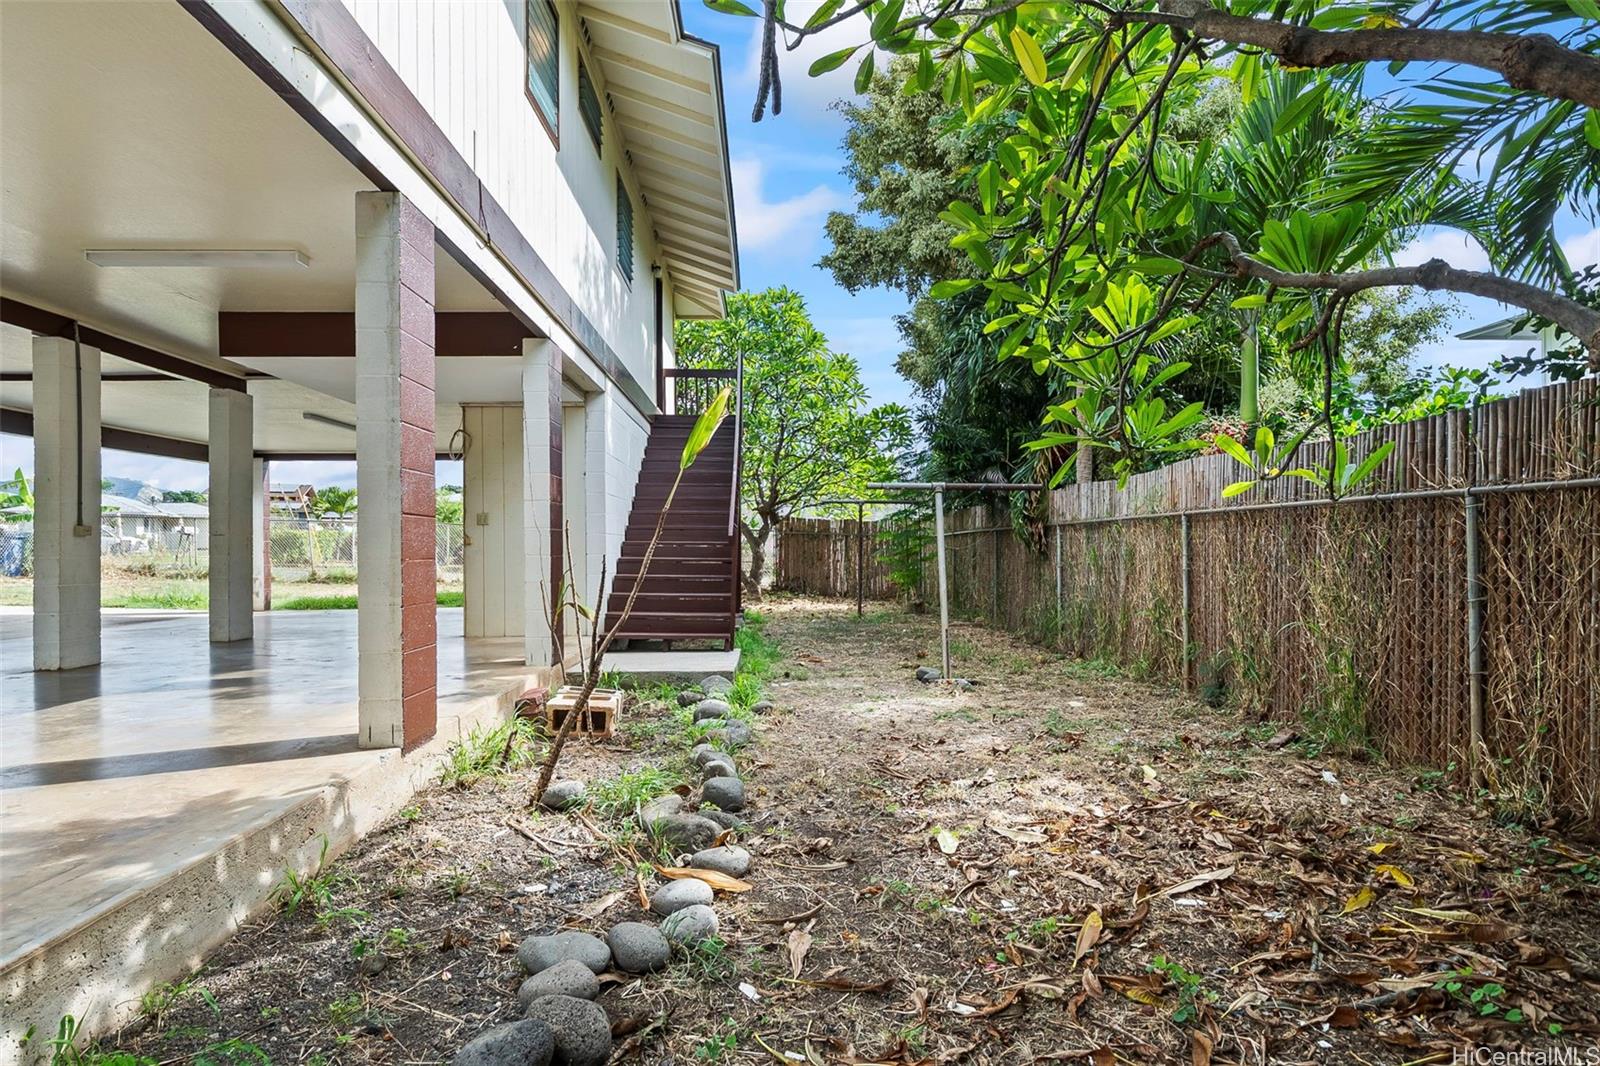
[1125,3,1600,110]
[1212,232,1600,365]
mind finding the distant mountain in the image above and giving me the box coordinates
[103,476,159,502]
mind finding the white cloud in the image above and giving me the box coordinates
[1560,226,1600,270]
[1393,229,1491,272]
[730,157,846,253]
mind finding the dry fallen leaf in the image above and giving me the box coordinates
[1375,864,1415,887]
[989,818,1048,844]
[1073,909,1103,967]
[1341,886,1376,914]
[933,827,960,855]
[655,866,753,893]
[1163,865,1235,897]
[788,928,814,978]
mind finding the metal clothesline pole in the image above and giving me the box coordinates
[868,481,1043,679]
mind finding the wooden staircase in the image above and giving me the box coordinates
[603,414,738,648]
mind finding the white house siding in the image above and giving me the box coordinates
[340,0,669,397]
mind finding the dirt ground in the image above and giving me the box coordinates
[105,600,1599,1065]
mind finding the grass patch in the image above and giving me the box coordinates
[588,766,683,820]
[734,615,780,681]
[439,717,542,789]
[103,588,209,610]
[273,591,462,610]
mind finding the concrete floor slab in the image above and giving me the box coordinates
[588,648,740,685]
[0,607,540,1046]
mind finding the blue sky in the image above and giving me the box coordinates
[3,8,1594,493]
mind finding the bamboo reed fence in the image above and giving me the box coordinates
[775,379,1600,831]
[775,518,899,599]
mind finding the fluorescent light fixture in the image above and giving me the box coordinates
[303,411,357,432]
[85,248,310,268]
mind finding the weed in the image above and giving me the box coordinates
[326,993,366,1028]
[314,905,369,931]
[34,1016,157,1066]
[948,637,976,659]
[1042,709,1092,738]
[193,1040,271,1065]
[681,936,735,981]
[1148,956,1216,1025]
[398,804,422,822]
[272,838,352,918]
[138,974,217,1027]
[439,716,541,788]
[1432,966,1526,1023]
[384,927,416,951]
[693,1019,741,1062]
[589,766,683,820]
[1061,657,1122,680]
[934,708,978,723]
[1027,916,1061,943]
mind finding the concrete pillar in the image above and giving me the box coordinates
[208,388,254,642]
[355,190,437,750]
[522,338,563,667]
[31,335,101,670]
[252,457,269,611]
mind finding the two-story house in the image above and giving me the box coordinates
[0,0,740,1049]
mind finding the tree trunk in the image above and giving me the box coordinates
[740,517,771,596]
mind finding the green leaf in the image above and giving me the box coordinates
[914,47,936,92]
[929,278,979,299]
[1271,82,1327,140]
[976,160,1001,213]
[1568,0,1600,19]
[871,0,905,39]
[1231,294,1267,310]
[1222,480,1257,498]
[703,0,759,14]
[1058,40,1097,92]
[1586,109,1600,151]
[804,0,843,28]
[1214,433,1254,469]
[1009,27,1048,86]
[854,50,876,93]
[1128,256,1186,275]
[681,387,732,471]
[1344,440,1394,490]
[809,46,859,77]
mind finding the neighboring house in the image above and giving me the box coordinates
[267,483,319,519]
[1457,315,1579,386]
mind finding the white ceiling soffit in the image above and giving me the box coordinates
[578,1,740,317]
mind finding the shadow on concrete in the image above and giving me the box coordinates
[0,733,360,788]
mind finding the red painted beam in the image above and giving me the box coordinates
[0,297,246,391]
[218,311,535,360]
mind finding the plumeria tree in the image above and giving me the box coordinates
[677,288,912,590]
[714,0,1599,494]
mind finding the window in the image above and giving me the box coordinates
[525,0,559,140]
[577,60,603,153]
[616,174,634,284]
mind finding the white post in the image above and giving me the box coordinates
[252,457,268,612]
[934,486,950,679]
[209,388,254,642]
[522,337,560,667]
[32,334,101,670]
